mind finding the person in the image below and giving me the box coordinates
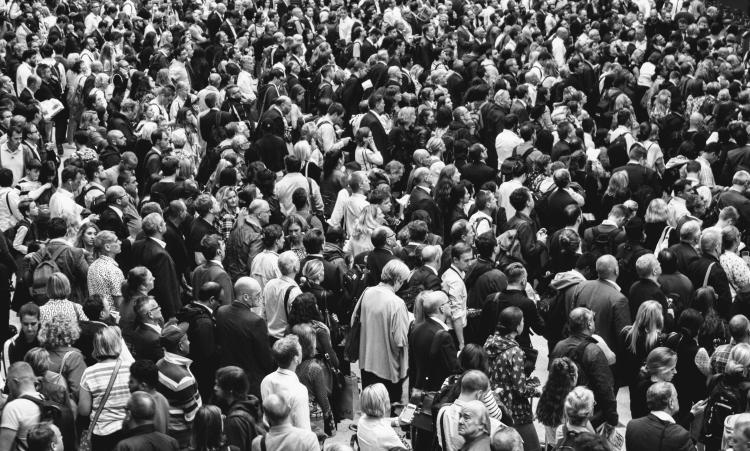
[25,423,64,451]
[0,362,44,450]
[87,230,125,312]
[215,277,274,398]
[505,187,548,281]
[290,323,334,439]
[358,259,411,403]
[38,272,89,325]
[490,428,524,451]
[409,290,462,391]
[260,334,311,430]
[128,360,170,434]
[213,366,264,451]
[458,400,493,451]
[226,199,269,281]
[720,225,750,299]
[263,251,303,342]
[3,303,41,378]
[250,224,284,292]
[178,282,220,402]
[630,347,678,420]
[191,234,234,305]
[484,306,539,450]
[155,323,202,449]
[550,308,618,430]
[37,314,87,401]
[667,220,701,275]
[625,382,696,451]
[78,326,133,450]
[356,383,408,451]
[688,228,732,319]
[191,405,233,451]
[250,393,318,451]
[619,300,669,397]
[287,291,339,369]
[113,391,180,451]
[130,296,166,363]
[536,357,578,448]
[628,253,672,324]
[552,386,596,448]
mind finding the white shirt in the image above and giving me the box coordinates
[15,62,32,96]
[495,130,524,168]
[274,172,324,216]
[441,265,467,327]
[338,16,356,43]
[610,126,635,151]
[0,187,21,232]
[0,144,25,185]
[84,12,101,35]
[237,70,257,103]
[260,368,311,430]
[49,187,83,219]
[667,196,689,228]
[327,188,350,229]
[468,210,493,237]
[498,179,523,220]
[263,276,302,339]
[551,36,566,68]
[341,192,370,236]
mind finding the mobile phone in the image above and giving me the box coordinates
[399,403,417,424]
[742,250,750,258]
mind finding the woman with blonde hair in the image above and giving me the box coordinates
[215,186,239,240]
[553,386,596,445]
[620,301,667,397]
[631,347,677,419]
[357,383,407,451]
[192,405,232,451]
[598,170,630,221]
[354,127,384,171]
[293,140,322,181]
[39,272,89,325]
[344,204,383,257]
[78,326,132,449]
[644,198,677,251]
[38,314,87,401]
[649,89,671,123]
[75,221,100,263]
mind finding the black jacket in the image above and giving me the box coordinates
[408,318,461,391]
[129,324,164,363]
[667,242,700,275]
[480,289,545,351]
[625,414,695,451]
[628,278,674,331]
[225,399,264,451]
[178,302,217,401]
[688,254,732,319]
[404,186,443,236]
[113,424,179,451]
[130,238,182,319]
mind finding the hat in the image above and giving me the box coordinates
[160,322,188,349]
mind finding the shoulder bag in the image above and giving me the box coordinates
[79,359,122,451]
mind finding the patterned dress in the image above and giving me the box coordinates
[484,333,535,424]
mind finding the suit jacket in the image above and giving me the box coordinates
[573,279,632,349]
[460,162,496,190]
[129,324,165,363]
[628,278,673,331]
[408,318,461,391]
[191,261,234,305]
[721,145,750,186]
[215,301,274,397]
[667,242,700,275]
[625,414,695,451]
[131,238,182,319]
[359,111,389,158]
[404,186,443,236]
[259,106,287,140]
[406,265,442,293]
[199,109,233,149]
[165,220,190,280]
[540,188,578,233]
[688,255,732,319]
[365,248,397,286]
[99,206,129,240]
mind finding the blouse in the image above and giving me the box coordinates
[356,416,404,451]
[720,251,750,298]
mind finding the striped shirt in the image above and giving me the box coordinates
[80,360,131,436]
[156,352,202,433]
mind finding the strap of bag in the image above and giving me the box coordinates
[87,358,122,440]
[657,226,671,245]
[438,408,448,450]
[349,287,370,327]
[703,262,716,288]
[261,437,267,451]
[59,351,72,376]
[283,285,295,314]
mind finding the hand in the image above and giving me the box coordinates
[536,228,547,242]
[690,399,707,416]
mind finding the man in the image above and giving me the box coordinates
[548,205,583,265]
[436,370,503,451]
[402,245,443,305]
[163,200,191,283]
[216,277,274,397]
[457,400,492,450]
[25,217,88,303]
[461,144,496,190]
[365,226,398,286]
[1,303,40,383]
[274,156,324,216]
[191,235,233,305]
[404,167,442,235]
[263,251,303,341]
[497,161,526,222]
[130,296,165,363]
[629,253,672,322]
[688,228,732,319]
[506,188,548,280]
[358,93,389,162]
[0,362,43,450]
[359,259,411,403]
[128,360,170,434]
[625,382,695,451]
[87,230,124,311]
[716,170,750,231]
[667,220,701,274]
[581,204,627,255]
[495,114,523,165]
[156,323,202,449]
[409,290,461,392]
[572,255,632,350]
[199,93,233,150]
[316,102,351,154]
[178,282,220,402]
[259,95,292,141]
[667,180,694,228]
[442,243,472,350]
[551,308,619,429]
[613,145,661,210]
[260,335,310,430]
[113,392,179,450]
[149,156,181,208]
[298,229,342,294]
[710,314,750,375]
[75,296,119,366]
[251,224,284,293]
[99,186,130,246]
[188,194,220,266]
[48,165,83,219]
[721,128,750,185]
[131,213,182,319]
[537,169,584,234]
[250,393,318,451]
[0,169,20,234]
[214,366,262,451]
[328,171,370,235]
[141,129,170,196]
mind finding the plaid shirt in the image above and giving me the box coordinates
[216,211,237,241]
[710,343,734,375]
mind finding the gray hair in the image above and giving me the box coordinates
[381,259,410,286]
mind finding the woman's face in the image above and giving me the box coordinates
[288,223,302,242]
[452,169,461,183]
[379,197,392,214]
[83,227,97,246]
[143,271,155,293]
[659,363,677,382]
[225,190,238,208]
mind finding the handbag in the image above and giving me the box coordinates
[79,359,122,451]
[332,372,358,421]
[343,288,369,363]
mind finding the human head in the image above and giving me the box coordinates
[234,277,262,307]
[380,259,410,290]
[271,334,302,370]
[568,307,595,336]
[6,362,36,398]
[564,386,595,426]
[38,314,80,349]
[643,347,678,382]
[92,326,122,361]
[18,302,40,342]
[595,255,618,281]
[646,381,679,416]
[26,423,63,451]
[263,393,293,426]
[360,383,390,418]
[458,400,491,442]
[128,359,159,393]
[214,365,250,408]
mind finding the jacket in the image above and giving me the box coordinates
[178,302,217,402]
[404,186,443,236]
[191,261,234,305]
[25,240,88,302]
[667,242,700,275]
[572,279,631,350]
[408,318,461,391]
[625,413,695,451]
[129,324,164,363]
[688,254,732,319]
[504,212,547,279]
[225,399,264,451]
[545,270,586,346]
[130,238,182,319]
[480,289,545,352]
[113,424,179,451]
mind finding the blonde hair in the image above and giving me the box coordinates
[726,343,750,375]
[642,347,677,378]
[39,315,81,348]
[93,326,123,361]
[564,386,595,426]
[604,170,629,197]
[627,300,664,354]
[645,198,669,223]
[351,205,382,241]
[302,259,325,284]
[361,383,390,418]
[46,273,72,299]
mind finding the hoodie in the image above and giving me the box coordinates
[225,399,264,451]
[545,270,587,346]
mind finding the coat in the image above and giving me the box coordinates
[408,318,461,391]
[359,111,389,159]
[25,240,88,303]
[191,261,234,305]
[130,324,165,363]
[178,302,217,402]
[688,254,732,319]
[625,414,695,451]
[572,279,631,350]
[404,186,443,236]
[131,238,182,319]
[113,424,179,451]
[667,242,700,275]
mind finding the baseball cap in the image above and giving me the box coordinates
[160,322,189,349]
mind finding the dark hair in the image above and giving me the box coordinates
[286,293,322,329]
[658,249,677,273]
[19,302,40,319]
[536,357,578,427]
[200,234,222,260]
[509,187,530,211]
[215,365,250,398]
[198,282,222,303]
[497,306,523,335]
[302,228,325,254]
[458,344,489,374]
[571,432,611,451]
[262,224,283,248]
[129,359,159,388]
[475,231,497,259]
[47,217,67,239]
[83,295,105,320]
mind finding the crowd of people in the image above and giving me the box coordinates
[1,0,750,449]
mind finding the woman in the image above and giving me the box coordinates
[293,140,322,182]
[320,150,345,218]
[74,222,100,263]
[10,199,40,308]
[78,326,131,450]
[298,261,340,338]
[173,107,201,162]
[357,383,407,451]
[283,213,309,261]
[344,205,382,257]
[38,314,87,401]
[665,308,707,423]
[553,387,596,447]
[292,323,334,440]
[598,171,630,221]
[720,225,750,298]
[644,198,677,251]
[705,343,750,450]
[288,290,339,368]
[620,301,667,398]
[119,267,155,335]
[484,306,540,451]
[637,122,665,175]
[354,127,384,171]
[693,286,731,370]
[39,272,89,325]
[387,107,418,168]
[192,405,233,451]
[630,347,677,419]
[547,229,581,274]
[537,357,578,448]
[215,186,239,240]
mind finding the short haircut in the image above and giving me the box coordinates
[130,359,159,388]
[200,234,222,260]
[194,194,214,217]
[360,383,390,418]
[261,224,283,249]
[475,231,497,259]
[451,242,472,260]
[92,326,122,360]
[302,228,325,254]
[569,307,594,335]
[19,302,40,319]
[215,365,249,398]
[380,259,410,285]
[46,272,71,299]
[271,335,301,368]
[646,381,675,412]
[460,369,489,393]
[505,262,526,285]
[509,187,530,211]
[83,295,105,320]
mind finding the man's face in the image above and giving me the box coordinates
[147,300,164,324]
[20,314,39,341]
[454,251,473,272]
[127,375,144,393]
[8,131,22,149]
[458,407,484,439]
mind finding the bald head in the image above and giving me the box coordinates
[128,391,156,422]
[263,393,292,426]
[234,277,261,302]
[421,245,442,266]
[105,185,127,205]
[596,255,618,280]
[491,428,523,451]
[422,290,449,316]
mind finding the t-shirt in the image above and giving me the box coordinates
[79,360,131,436]
[0,394,42,449]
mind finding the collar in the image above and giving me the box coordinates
[145,323,162,334]
[150,237,166,248]
[209,259,224,268]
[424,265,438,275]
[97,255,119,266]
[163,351,193,366]
[49,238,69,245]
[109,204,123,218]
[429,316,450,331]
[192,302,214,316]
[417,185,431,194]
[449,264,465,279]
[276,368,299,379]
[651,411,675,423]
[602,278,621,291]
[601,219,619,227]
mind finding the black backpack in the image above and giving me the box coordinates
[615,243,650,291]
[554,425,582,450]
[701,375,745,446]
[18,393,75,451]
[341,254,370,319]
[589,225,620,258]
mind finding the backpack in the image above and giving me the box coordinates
[17,393,75,451]
[554,425,582,451]
[75,183,104,208]
[567,337,598,388]
[701,375,745,446]
[589,225,620,258]
[341,254,370,319]
[472,216,494,237]
[616,243,650,291]
[30,246,68,298]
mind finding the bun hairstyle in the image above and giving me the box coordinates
[640,347,677,379]
[725,343,750,376]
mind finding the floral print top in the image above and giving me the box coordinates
[484,333,534,424]
[720,251,750,298]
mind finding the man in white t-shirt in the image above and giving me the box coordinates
[0,362,43,450]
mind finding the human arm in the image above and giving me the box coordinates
[434,330,462,377]
[77,383,93,418]
[12,225,27,254]
[582,344,619,426]
[24,183,53,201]
[316,326,339,368]
[0,429,15,451]
[712,268,733,320]
[327,188,348,228]
[63,351,87,401]
[482,389,504,421]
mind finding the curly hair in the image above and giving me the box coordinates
[536,357,578,427]
[287,293,322,330]
[38,314,81,348]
